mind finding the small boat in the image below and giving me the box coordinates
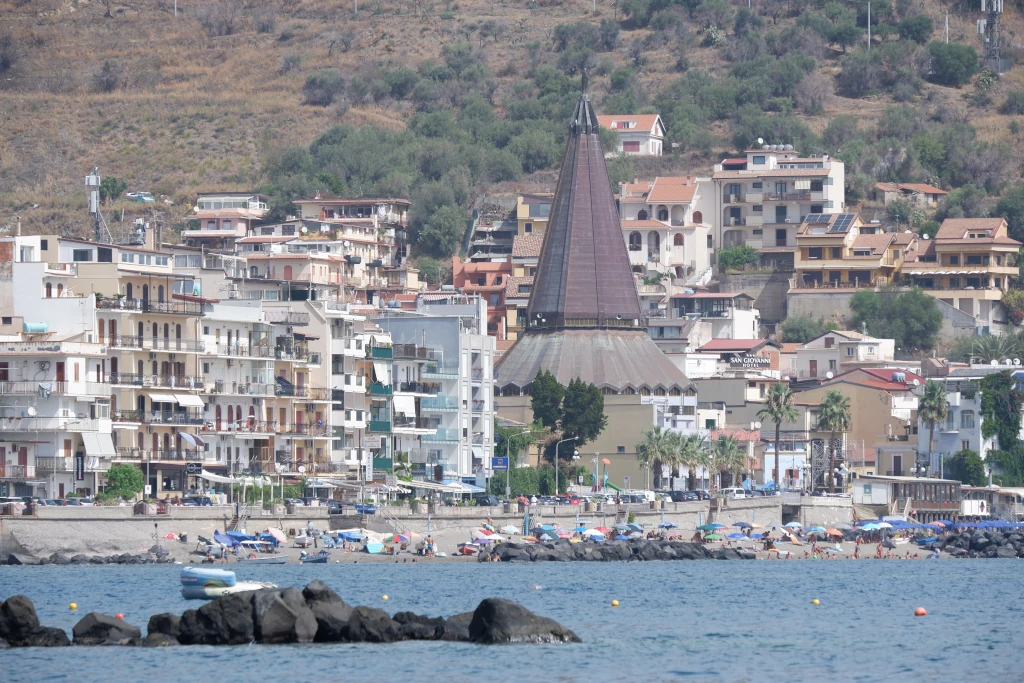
[300,550,331,564]
[457,542,480,556]
[235,539,286,564]
[236,554,288,565]
[179,566,276,600]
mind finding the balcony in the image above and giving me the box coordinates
[34,456,72,473]
[369,382,393,396]
[202,420,277,435]
[112,410,144,423]
[763,192,812,202]
[292,384,330,401]
[395,381,440,396]
[392,344,441,362]
[110,373,202,389]
[422,428,460,443]
[0,381,109,397]
[114,448,205,462]
[471,399,486,413]
[209,343,261,357]
[147,410,204,425]
[0,416,99,432]
[393,417,440,432]
[143,338,205,352]
[109,335,144,350]
[471,368,485,381]
[205,381,277,397]
[422,362,459,379]
[421,396,459,412]
[0,464,36,479]
[282,422,331,437]
[369,346,393,359]
[97,299,204,316]
[368,420,392,433]
[0,340,106,356]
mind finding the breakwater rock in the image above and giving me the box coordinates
[490,539,746,562]
[935,531,1024,558]
[6,548,175,566]
[0,581,580,647]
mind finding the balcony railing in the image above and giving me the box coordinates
[112,410,144,423]
[34,456,72,472]
[392,344,441,361]
[471,368,484,380]
[369,346,393,359]
[422,362,459,378]
[109,335,144,350]
[97,299,204,316]
[422,428,460,443]
[0,416,98,432]
[368,420,392,433]
[110,373,202,389]
[283,423,331,437]
[396,381,440,395]
[205,381,276,397]
[114,448,205,462]
[471,399,487,412]
[369,382,393,396]
[147,410,204,425]
[421,396,459,411]
[292,385,330,401]
[0,464,36,479]
[142,338,205,352]
[393,417,440,430]
[0,381,109,396]
[201,420,278,434]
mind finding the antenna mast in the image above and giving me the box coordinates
[978,0,1008,74]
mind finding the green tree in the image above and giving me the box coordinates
[494,419,541,467]
[717,245,761,271]
[849,287,942,353]
[759,383,799,489]
[303,69,345,106]
[105,463,145,499]
[996,185,1024,243]
[897,15,933,44]
[530,369,564,431]
[1001,90,1024,115]
[917,380,949,465]
[886,197,913,226]
[780,315,826,343]
[927,42,978,87]
[944,449,987,487]
[560,378,607,447]
[99,176,128,205]
[710,435,745,490]
[636,426,675,490]
[980,371,1023,451]
[417,205,468,258]
[818,390,852,493]
[413,257,451,286]
[677,433,708,491]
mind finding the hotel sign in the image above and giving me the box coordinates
[729,355,770,368]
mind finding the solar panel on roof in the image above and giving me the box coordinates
[803,214,829,223]
[829,214,856,232]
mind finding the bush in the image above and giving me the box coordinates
[279,53,301,74]
[1001,90,1024,115]
[898,15,933,44]
[780,315,827,343]
[93,59,126,93]
[717,245,761,271]
[0,28,19,72]
[927,42,978,87]
[303,69,344,106]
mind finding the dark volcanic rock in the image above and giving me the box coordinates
[0,596,70,647]
[72,612,142,646]
[995,546,1018,559]
[393,611,445,640]
[469,598,580,644]
[0,637,7,648]
[19,626,70,647]
[302,579,353,642]
[147,613,180,639]
[439,611,473,642]
[143,633,180,647]
[343,606,402,643]
[253,587,317,644]
[177,591,257,645]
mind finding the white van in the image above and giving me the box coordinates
[714,487,747,499]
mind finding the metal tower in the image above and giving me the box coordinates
[978,0,1009,74]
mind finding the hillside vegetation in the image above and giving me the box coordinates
[4,0,1024,252]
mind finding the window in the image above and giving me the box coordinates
[863,484,872,495]
[810,204,823,213]
[705,419,717,429]
[0,362,7,381]
[752,205,763,212]
[945,412,955,430]
[617,446,626,453]
[808,247,822,259]
[949,277,959,288]
[529,267,537,276]
[949,255,959,265]
[155,256,168,267]
[962,440,970,451]
[752,182,763,189]
[206,220,216,230]
[829,359,836,370]
[831,247,842,258]
[72,249,93,262]
[658,208,668,221]
[810,180,823,192]
[282,225,296,236]
[40,239,48,250]
[622,141,641,152]
[524,222,533,233]
[488,293,500,307]
[673,234,684,246]
[628,232,642,251]
[1,317,10,325]
[753,156,765,165]
[728,184,741,195]
[846,347,854,357]
[261,227,275,235]
[960,410,975,429]
[518,285,531,294]
[752,229,763,235]
[775,182,787,195]
[96,247,112,263]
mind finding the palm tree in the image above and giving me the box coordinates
[758,383,799,490]
[636,426,674,490]
[818,390,852,493]
[711,435,745,490]
[917,380,948,468]
[677,433,708,491]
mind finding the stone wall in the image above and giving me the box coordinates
[717,272,791,325]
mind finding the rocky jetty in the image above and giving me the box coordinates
[934,531,1024,558]
[0,581,579,647]
[5,548,175,566]
[491,539,736,562]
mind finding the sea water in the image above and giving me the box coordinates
[0,560,1021,681]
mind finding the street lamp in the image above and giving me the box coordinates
[554,436,577,496]
[591,457,599,492]
[571,451,580,495]
[833,465,849,493]
[640,460,649,492]
[505,428,531,500]
[913,463,927,479]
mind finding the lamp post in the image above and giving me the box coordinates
[591,457,598,492]
[506,428,531,500]
[641,461,649,492]
[554,436,577,496]
[913,463,927,479]
[571,451,580,495]
[833,465,849,493]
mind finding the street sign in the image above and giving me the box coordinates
[491,457,509,471]
[144,485,152,495]
[624,475,630,489]
[184,462,201,475]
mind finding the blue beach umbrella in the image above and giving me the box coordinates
[728,533,746,539]
[733,522,752,528]
[658,522,678,529]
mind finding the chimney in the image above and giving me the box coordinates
[633,175,639,184]
[16,216,21,236]
[145,223,156,251]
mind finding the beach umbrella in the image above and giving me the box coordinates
[751,533,764,539]
[748,522,763,529]
[784,522,803,529]
[386,533,409,543]
[877,522,893,529]
[697,524,717,531]
[501,525,520,534]
[710,522,727,529]
[582,529,605,539]
[573,526,589,532]
[612,524,630,531]
[594,526,612,534]
[704,534,724,541]
[860,523,880,531]
[556,530,571,539]
[627,523,644,532]
[733,522,752,528]
[834,523,853,531]
[614,534,629,540]
[825,529,843,537]
[728,532,746,539]
[628,531,643,539]
[658,522,678,529]
[807,526,826,533]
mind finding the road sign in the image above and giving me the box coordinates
[144,485,152,495]
[624,475,630,489]
[491,457,509,471]
[185,462,201,475]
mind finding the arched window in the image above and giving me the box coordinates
[628,232,642,251]
[227,405,234,424]
[137,321,144,339]
[45,282,52,298]
[283,265,293,280]
[657,207,669,221]
[674,233,684,246]
[109,319,117,342]
[57,284,63,297]
[163,323,169,341]
[648,232,660,250]
[215,405,222,430]
[637,210,648,220]
[142,284,149,302]
[692,211,703,224]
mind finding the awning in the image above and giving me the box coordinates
[147,392,176,403]
[193,434,207,447]
[199,470,236,484]
[175,394,205,408]
[392,394,416,417]
[373,361,391,386]
[179,433,197,447]
[472,446,484,460]
[406,479,464,493]
[82,432,116,458]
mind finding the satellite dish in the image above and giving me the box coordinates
[912,379,920,386]
[301,226,308,234]
[826,371,834,379]
[1014,358,1021,366]
[1004,359,1013,366]
[757,137,764,145]
[991,360,1000,366]
[298,465,306,474]
[922,234,929,240]
[752,421,762,430]
[343,241,351,247]
[26,406,37,417]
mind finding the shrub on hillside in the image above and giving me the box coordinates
[0,28,19,72]
[92,59,126,93]
[717,246,761,272]
[303,69,344,106]
[898,15,933,44]
[193,0,245,37]
[927,42,978,87]
[1001,90,1024,115]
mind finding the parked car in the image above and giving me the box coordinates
[125,191,155,203]
[354,503,377,515]
[473,493,501,507]
[181,496,213,506]
[714,487,747,500]
[64,498,94,506]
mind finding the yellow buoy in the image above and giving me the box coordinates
[812,599,820,605]
[69,603,77,611]
[611,600,619,607]
[382,595,389,601]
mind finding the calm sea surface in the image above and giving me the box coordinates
[0,560,1021,682]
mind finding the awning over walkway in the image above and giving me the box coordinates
[405,479,465,493]
[82,432,116,458]
[147,392,176,403]
[175,394,205,408]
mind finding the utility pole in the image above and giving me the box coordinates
[945,11,949,43]
[867,1,871,51]
[174,0,177,17]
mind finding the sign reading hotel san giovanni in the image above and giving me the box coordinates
[729,355,770,368]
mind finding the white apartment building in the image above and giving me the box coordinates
[597,114,666,156]
[709,146,845,267]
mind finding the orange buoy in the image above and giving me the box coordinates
[116,613,124,620]
[914,607,927,617]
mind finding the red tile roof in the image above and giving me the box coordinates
[622,220,670,229]
[936,218,1006,240]
[698,339,772,352]
[504,275,534,299]
[647,177,697,203]
[597,114,663,135]
[512,233,545,258]
[851,233,895,254]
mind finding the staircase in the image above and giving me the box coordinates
[378,505,410,535]
[230,512,249,531]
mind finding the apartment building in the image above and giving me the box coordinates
[503,234,543,342]
[597,114,665,156]
[452,259,510,339]
[793,213,914,289]
[647,292,760,356]
[790,330,897,380]
[516,193,553,236]
[709,147,845,265]
[181,193,270,250]
[871,183,948,209]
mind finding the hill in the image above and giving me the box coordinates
[3,0,1024,249]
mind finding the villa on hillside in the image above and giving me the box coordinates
[596,114,665,157]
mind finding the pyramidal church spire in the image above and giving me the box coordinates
[495,94,691,394]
